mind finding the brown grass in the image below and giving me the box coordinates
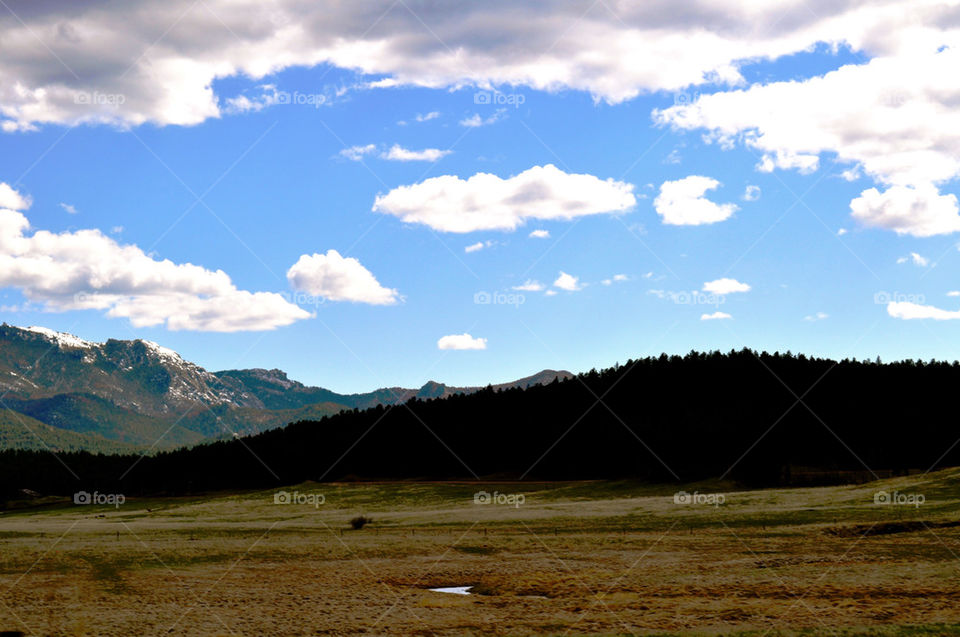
[1,472,960,635]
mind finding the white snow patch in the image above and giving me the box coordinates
[138,340,183,362]
[23,326,94,349]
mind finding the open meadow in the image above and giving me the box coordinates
[2,470,960,636]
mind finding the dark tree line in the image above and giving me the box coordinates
[2,349,959,502]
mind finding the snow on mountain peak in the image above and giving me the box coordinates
[23,326,94,349]
[138,339,182,362]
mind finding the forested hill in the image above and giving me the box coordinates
[3,349,959,501]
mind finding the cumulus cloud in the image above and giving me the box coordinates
[286,250,400,305]
[437,333,487,350]
[0,183,30,210]
[654,24,960,235]
[415,111,440,122]
[701,311,732,320]
[529,229,550,239]
[654,176,737,226]
[850,184,960,237]
[702,278,750,294]
[372,164,635,233]
[742,185,761,202]
[553,271,582,291]
[0,184,309,331]
[888,301,960,320]
[513,280,544,292]
[380,145,451,162]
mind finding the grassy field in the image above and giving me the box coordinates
[2,470,960,636]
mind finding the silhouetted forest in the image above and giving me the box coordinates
[2,349,958,502]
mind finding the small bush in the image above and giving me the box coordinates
[350,515,371,530]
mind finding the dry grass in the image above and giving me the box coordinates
[2,472,960,635]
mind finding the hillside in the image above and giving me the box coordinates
[0,409,141,454]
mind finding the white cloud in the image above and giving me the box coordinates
[948,291,960,297]
[0,183,30,210]
[415,111,440,122]
[513,280,544,292]
[742,185,761,202]
[4,1,960,134]
[373,164,635,233]
[340,144,377,161]
[837,228,848,236]
[464,240,494,253]
[437,333,487,350]
[529,229,550,239]
[654,176,737,226]
[664,149,682,165]
[287,250,400,305]
[459,110,505,127]
[702,278,750,294]
[654,31,960,236]
[896,252,929,267]
[59,202,78,215]
[841,166,863,182]
[602,274,629,286]
[804,311,829,321]
[0,185,309,331]
[380,145,451,162]
[888,301,960,321]
[701,311,732,321]
[850,184,960,237]
[544,289,558,297]
[553,271,582,292]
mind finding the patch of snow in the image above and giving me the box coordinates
[138,339,182,362]
[23,326,94,349]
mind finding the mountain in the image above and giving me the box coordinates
[0,324,571,452]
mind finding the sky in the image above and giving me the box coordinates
[2,1,960,392]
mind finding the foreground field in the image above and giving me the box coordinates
[2,471,960,636]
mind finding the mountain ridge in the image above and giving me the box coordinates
[0,324,572,452]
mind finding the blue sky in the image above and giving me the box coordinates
[2,2,960,392]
